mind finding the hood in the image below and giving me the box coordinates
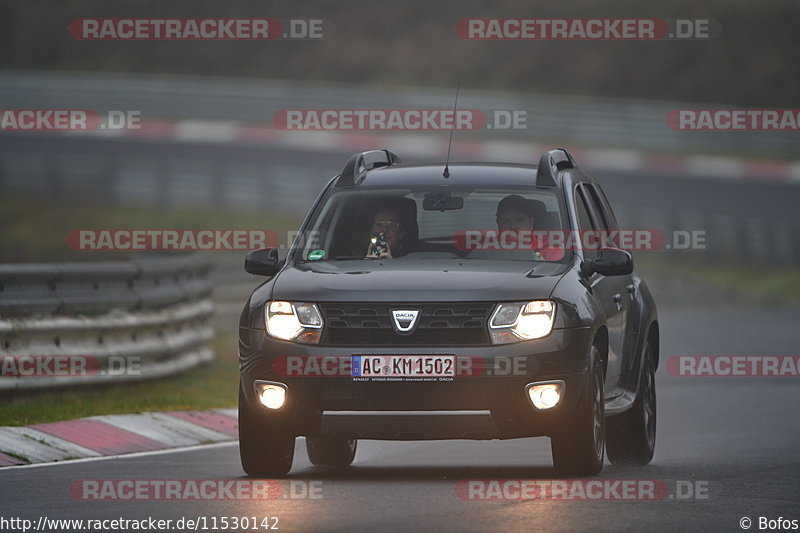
[270,259,568,303]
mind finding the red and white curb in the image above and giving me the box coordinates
[54,118,800,183]
[0,408,237,467]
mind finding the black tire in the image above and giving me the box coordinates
[238,384,295,477]
[306,436,358,467]
[606,342,656,466]
[551,346,605,476]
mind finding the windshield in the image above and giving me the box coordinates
[293,187,570,263]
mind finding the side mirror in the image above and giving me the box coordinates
[245,247,282,276]
[581,248,633,277]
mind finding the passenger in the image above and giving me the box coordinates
[496,194,564,261]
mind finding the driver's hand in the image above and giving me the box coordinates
[365,241,393,259]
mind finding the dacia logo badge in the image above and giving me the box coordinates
[391,309,420,334]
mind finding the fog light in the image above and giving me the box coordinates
[526,381,565,410]
[254,381,287,410]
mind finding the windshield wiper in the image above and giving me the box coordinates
[297,256,365,263]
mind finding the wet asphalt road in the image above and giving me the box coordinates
[1,288,799,533]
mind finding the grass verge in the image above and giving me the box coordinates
[635,254,800,306]
[0,195,302,263]
[0,334,239,426]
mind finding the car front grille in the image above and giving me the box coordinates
[318,302,494,346]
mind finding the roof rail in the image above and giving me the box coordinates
[535,148,577,187]
[334,149,402,187]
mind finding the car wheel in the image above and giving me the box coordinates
[606,342,656,466]
[306,436,358,467]
[238,383,295,477]
[551,346,605,476]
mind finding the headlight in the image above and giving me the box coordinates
[489,300,555,344]
[265,301,323,343]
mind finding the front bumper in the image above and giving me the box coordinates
[239,326,594,440]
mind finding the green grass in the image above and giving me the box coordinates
[0,195,302,263]
[0,334,240,426]
[636,254,800,306]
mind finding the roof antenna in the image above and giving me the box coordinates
[443,82,461,179]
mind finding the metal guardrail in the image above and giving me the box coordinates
[0,255,215,394]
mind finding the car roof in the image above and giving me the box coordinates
[352,162,548,188]
[332,149,596,190]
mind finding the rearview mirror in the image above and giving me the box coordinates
[423,193,463,211]
[581,248,633,277]
[244,247,282,276]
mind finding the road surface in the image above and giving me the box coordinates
[1,283,798,533]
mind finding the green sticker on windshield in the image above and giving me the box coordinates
[308,249,326,260]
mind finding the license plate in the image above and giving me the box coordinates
[351,355,455,378]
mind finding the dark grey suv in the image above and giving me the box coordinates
[238,148,659,477]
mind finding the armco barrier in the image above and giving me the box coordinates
[0,255,215,393]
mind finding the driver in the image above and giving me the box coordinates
[365,202,409,258]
